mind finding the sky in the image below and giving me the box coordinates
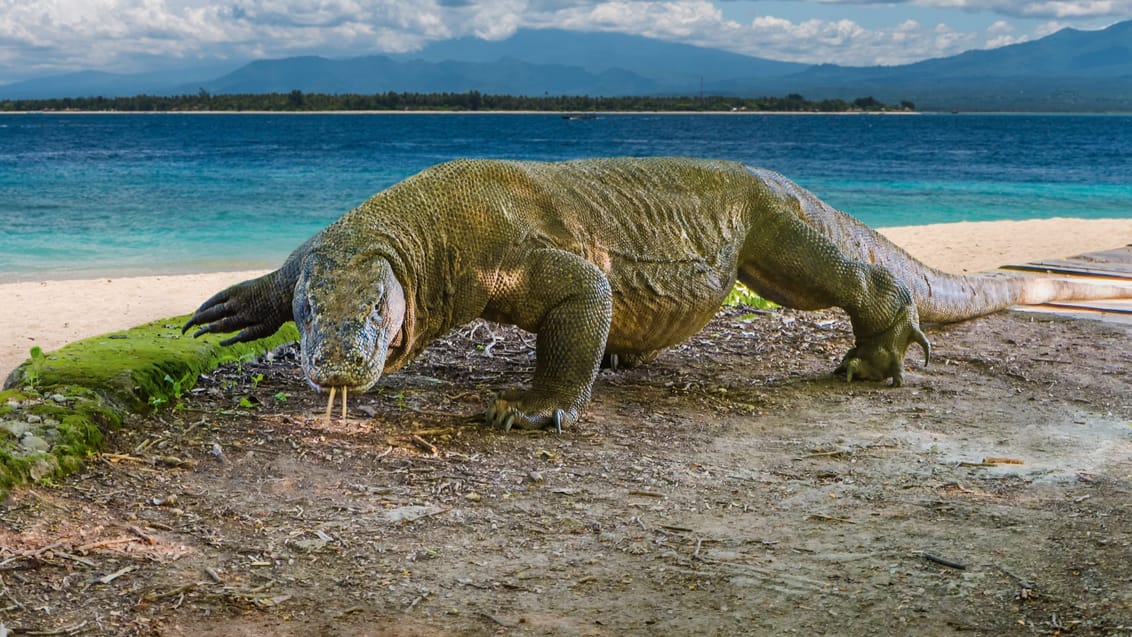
[1,0,1130,83]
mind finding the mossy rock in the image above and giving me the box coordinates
[0,316,298,499]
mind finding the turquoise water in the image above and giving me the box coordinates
[1,113,1130,281]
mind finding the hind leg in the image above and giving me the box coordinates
[737,206,929,385]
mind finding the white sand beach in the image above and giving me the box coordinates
[2,217,1130,379]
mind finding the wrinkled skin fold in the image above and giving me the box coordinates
[183,157,1122,431]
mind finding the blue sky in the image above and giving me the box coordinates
[1,1,1129,83]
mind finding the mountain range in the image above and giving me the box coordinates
[2,21,1131,111]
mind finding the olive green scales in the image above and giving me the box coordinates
[185,157,1124,431]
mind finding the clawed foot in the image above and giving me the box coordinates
[486,390,574,433]
[835,303,931,387]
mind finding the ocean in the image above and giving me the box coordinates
[1,112,1130,282]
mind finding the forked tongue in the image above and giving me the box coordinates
[324,386,348,420]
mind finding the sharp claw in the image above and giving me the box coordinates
[502,413,514,433]
[914,327,931,367]
[552,409,564,434]
[845,359,859,383]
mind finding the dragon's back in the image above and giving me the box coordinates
[503,157,760,353]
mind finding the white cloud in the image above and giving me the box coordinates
[808,0,1131,19]
[1,0,1130,81]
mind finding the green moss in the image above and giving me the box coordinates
[0,317,298,499]
[7,317,298,413]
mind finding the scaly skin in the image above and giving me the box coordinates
[184,157,1124,430]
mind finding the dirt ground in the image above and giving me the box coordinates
[2,306,1130,636]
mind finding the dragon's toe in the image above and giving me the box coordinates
[837,302,930,387]
[486,390,571,433]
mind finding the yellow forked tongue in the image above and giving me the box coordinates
[324,386,348,420]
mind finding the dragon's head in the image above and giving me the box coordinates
[293,252,406,394]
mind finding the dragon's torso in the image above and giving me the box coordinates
[322,157,764,360]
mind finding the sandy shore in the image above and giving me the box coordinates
[2,217,1130,380]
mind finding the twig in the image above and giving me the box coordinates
[1,576,26,611]
[0,541,68,568]
[10,620,89,635]
[101,453,148,464]
[805,514,855,524]
[482,334,501,357]
[410,427,457,436]
[122,524,157,545]
[411,435,438,455]
[51,552,95,568]
[140,582,201,602]
[983,457,1024,465]
[75,537,137,553]
[798,449,851,460]
[921,552,967,570]
[92,565,138,585]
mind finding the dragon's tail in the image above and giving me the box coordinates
[748,166,1131,324]
[907,270,1131,324]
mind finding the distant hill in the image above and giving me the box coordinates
[200,55,667,97]
[398,29,808,87]
[732,20,1132,110]
[2,22,1130,111]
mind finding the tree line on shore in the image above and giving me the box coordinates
[1,90,913,113]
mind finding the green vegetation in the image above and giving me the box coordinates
[724,283,778,310]
[1,90,912,113]
[0,317,298,498]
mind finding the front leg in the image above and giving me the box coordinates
[182,269,296,345]
[484,249,613,432]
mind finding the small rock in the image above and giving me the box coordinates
[28,458,57,481]
[19,433,49,453]
[2,421,31,437]
[152,494,178,507]
[465,492,482,502]
[382,504,445,523]
[25,414,42,424]
[293,537,327,553]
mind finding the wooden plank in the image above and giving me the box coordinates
[1040,300,1132,315]
[1001,245,1132,279]
[1000,246,1132,324]
[1001,263,1132,279]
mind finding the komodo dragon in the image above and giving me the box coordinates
[184,157,1127,431]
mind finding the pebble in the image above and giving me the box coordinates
[19,433,49,453]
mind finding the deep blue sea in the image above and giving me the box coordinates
[2,112,1130,281]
